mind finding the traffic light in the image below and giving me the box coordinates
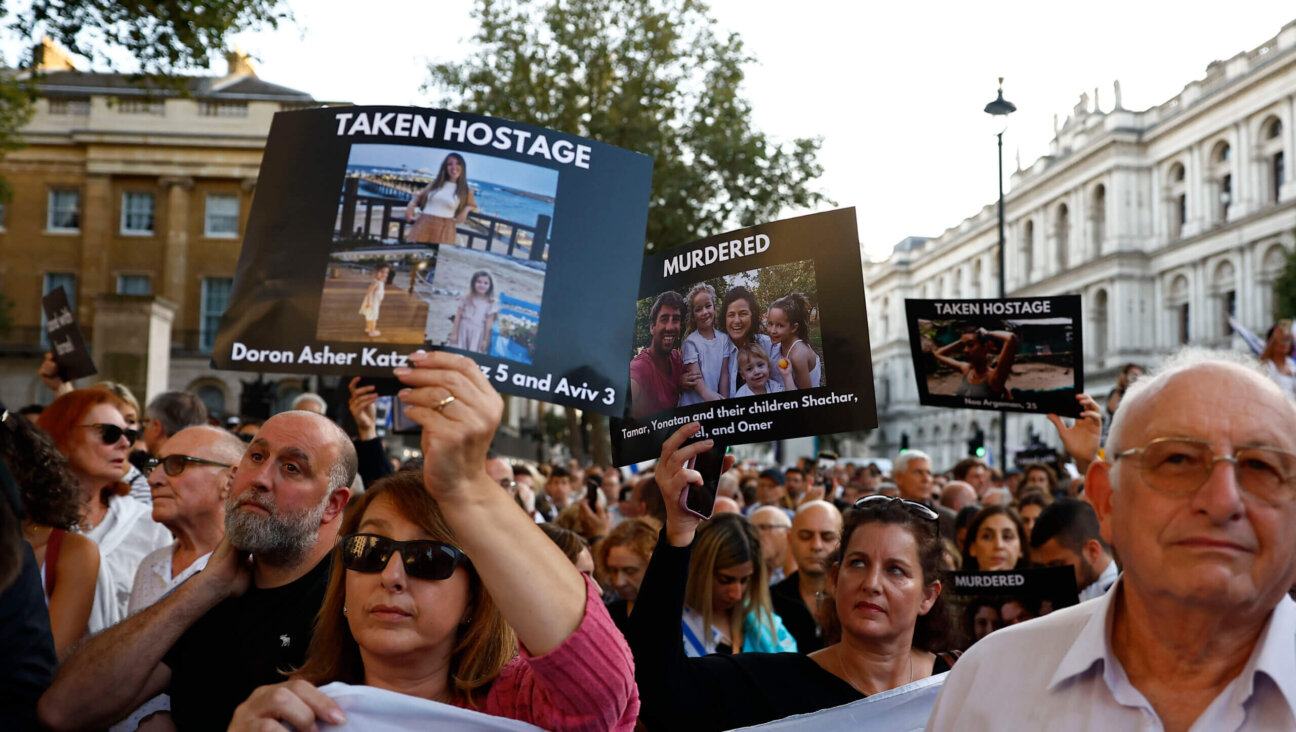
[900,432,910,452]
[968,426,986,458]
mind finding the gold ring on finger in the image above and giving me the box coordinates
[435,394,457,412]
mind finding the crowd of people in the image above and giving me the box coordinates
[3,333,1296,730]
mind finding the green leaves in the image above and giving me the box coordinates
[425,0,831,251]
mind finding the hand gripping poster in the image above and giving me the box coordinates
[904,296,1085,417]
[212,106,652,416]
[611,209,878,465]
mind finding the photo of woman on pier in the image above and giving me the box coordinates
[404,152,476,245]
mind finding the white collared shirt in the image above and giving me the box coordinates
[926,579,1296,731]
[1077,560,1120,603]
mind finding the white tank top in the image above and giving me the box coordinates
[424,183,460,218]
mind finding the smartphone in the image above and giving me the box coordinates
[585,475,602,513]
[682,441,728,519]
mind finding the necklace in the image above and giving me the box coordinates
[837,647,913,695]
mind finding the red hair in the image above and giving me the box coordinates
[38,387,131,499]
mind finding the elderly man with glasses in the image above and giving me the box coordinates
[928,349,1296,731]
[107,425,246,731]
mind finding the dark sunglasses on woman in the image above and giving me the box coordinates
[853,494,940,525]
[79,423,140,445]
[144,454,233,477]
[339,533,470,581]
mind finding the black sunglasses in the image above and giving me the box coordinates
[79,423,140,445]
[339,533,470,581]
[852,495,940,525]
[145,454,233,477]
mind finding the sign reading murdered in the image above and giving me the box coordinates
[611,209,877,465]
[904,296,1084,417]
[944,566,1079,652]
[41,286,96,382]
[212,106,652,416]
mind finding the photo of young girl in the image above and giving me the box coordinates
[451,270,500,354]
[358,263,391,337]
[678,283,735,405]
[766,292,822,390]
[732,342,791,397]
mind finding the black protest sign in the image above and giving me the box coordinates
[610,209,877,465]
[212,106,652,416]
[944,566,1079,652]
[41,287,96,382]
[904,296,1084,417]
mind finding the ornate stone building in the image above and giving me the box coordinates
[859,20,1296,471]
[0,41,327,414]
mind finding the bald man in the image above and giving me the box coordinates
[770,501,843,653]
[940,480,978,513]
[713,496,742,514]
[750,505,795,584]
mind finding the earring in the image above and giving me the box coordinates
[343,606,348,615]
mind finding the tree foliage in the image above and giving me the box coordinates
[11,1,290,77]
[424,0,831,251]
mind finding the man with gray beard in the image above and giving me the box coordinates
[41,411,356,732]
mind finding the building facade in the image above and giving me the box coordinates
[0,41,332,414]
[858,20,1296,471]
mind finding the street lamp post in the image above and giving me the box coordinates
[984,78,1015,471]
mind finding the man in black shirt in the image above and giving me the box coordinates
[770,501,842,653]
[39,411,357,732]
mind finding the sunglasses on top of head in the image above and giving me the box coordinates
[339,533,470,581]
[852,494,940,524]
[79,423,140,445]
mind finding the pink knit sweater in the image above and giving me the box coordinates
[479,575,640,731]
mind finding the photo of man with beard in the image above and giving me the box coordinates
[630,291,698,418]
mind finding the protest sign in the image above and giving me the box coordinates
[611,209,877,465]
[904,296,1084,416]
[212,106,652,416]
[944,566,1079,652]
[41,286,96,382]
[318,682,543,731]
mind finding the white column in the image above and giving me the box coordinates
[1283,95,1296,202]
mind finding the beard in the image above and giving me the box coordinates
[225,489,328,567]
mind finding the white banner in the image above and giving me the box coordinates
[732,673,947,732]
[318,682,545,731]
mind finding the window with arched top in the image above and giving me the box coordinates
[1169,274,1191,345]
[1210,140,1232,223]
[1167,161,1187,239]
[1020,219,1035,283]
[1261,117,1284,204]
[1092,288,1109,360]
[1091,184,1106,252]
[972,259,983,298]
[1055,203,1070,270]
[1261,243,1289,324]
[188,380,229,417]
[1211,259,1236,340]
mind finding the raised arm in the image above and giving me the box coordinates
[1046,392,1103,475]
[986,329,1020,393]
[932,338,971,373]
[395,351,586,654]
[39,538,252,731]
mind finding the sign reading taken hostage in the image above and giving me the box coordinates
[904,296,1085,417]
[611,209,877,465]
[212,106,652,416]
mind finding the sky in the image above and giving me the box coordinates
[16,1,1296,260]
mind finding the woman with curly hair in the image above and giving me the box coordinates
[2,409,99,658]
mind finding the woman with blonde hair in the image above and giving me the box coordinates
[404,153,476,245]
[230,351,638,730]
[681,512,796,656]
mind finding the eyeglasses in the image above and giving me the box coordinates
[498,478,518,492]
[339,533,470,581]
[78,423,139,445]
[145,454,233,477]
[1111,437,1296,506]
[853,495,940,524]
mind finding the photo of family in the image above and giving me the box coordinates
[628,259,824,419]
[905,297,1084,416]
[334,143,558,262]
[945,567,1078,652]
[423,245,545,364]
